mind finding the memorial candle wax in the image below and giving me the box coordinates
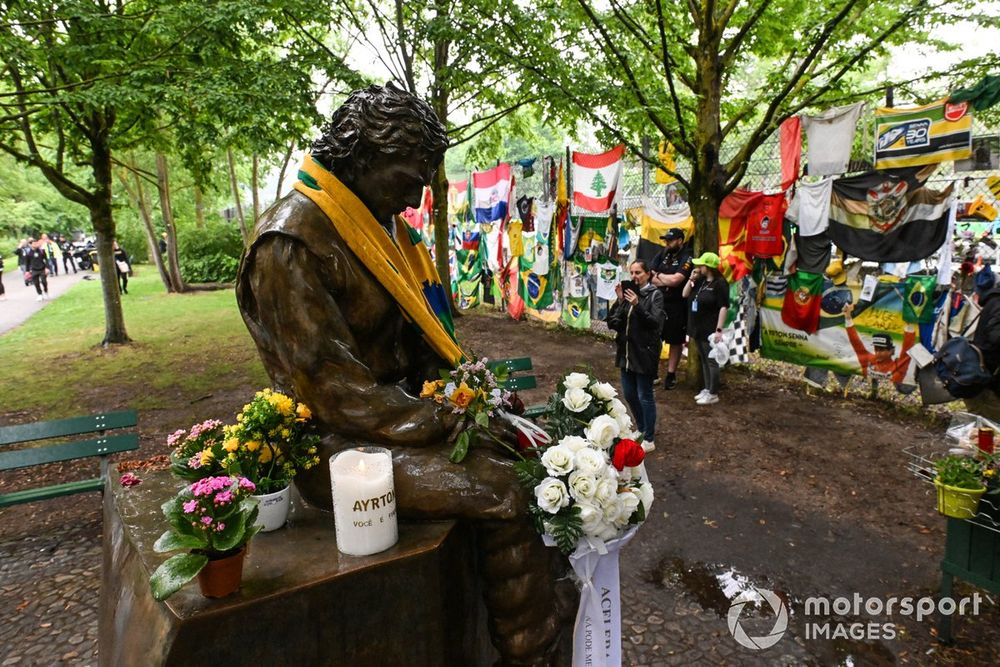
[329,447,399,556]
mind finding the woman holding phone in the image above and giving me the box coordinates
[683,252,729,405]
[607,260,665,452]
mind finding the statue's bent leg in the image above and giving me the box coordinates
[393,447,569,666]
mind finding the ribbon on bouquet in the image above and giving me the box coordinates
[567,526,638,667]
[499,411,552,448]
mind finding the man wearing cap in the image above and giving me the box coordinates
[650,228,693,389]
[842,303,916,386]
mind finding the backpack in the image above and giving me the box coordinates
[934,337,995,399]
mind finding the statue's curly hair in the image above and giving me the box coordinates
[311,82,448,179]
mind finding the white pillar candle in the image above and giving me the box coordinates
[329,447,399,556]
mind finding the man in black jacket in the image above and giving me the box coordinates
[974,285,1000,381]
[24,239,49,301]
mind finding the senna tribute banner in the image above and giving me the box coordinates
[874,98,972,169]
[760,277,929,388]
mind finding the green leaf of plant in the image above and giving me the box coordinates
[150,553,209,601]
[474,411,489,428]
[449,430,470,463]
[154,529,206,553]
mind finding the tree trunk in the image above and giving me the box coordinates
[194,185,205,228]
[274,139,296,202]
[227,149,249,243]
[251,153,261,224]
[92,136,130,346]
[117,161,173,292]
[431,6,455,311]
[155,153,187,292]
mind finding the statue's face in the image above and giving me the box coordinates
[350,149,442,223]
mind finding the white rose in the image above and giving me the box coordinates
[564,372,590,390]
[534,478,571,514]
[638,482,654,515]
[561,387,593,413]
[559,435,589,453]
[574,448,608,477]
[540,445,575,477]
[594,475,618,507]
[590,381,617,401]
[577,502,604,535]
[617,491,641,527]
[602,495,625,524]
[568,471,598,501]
[615,412,634,433]
[607,398,627,417]
[584,414,620,449]
[596,521,620,541]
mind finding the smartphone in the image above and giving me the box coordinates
[620,280,637,295]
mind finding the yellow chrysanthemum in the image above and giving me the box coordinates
[296,403,312,420]
[246,440,261,452]
[199,449,215,466]
[258,446,273,464]
[223,438,239,453]
[281,428,291,439]
[420,380,444,399]
[267,392,295,417]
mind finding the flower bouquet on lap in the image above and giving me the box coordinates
[149,475,260,600]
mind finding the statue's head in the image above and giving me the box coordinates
[311,82,448,224]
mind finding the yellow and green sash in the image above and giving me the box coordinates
[294,155,464,367]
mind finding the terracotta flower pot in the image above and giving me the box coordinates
[197,548,246,598]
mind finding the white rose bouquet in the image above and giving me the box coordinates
[515,371,655,554]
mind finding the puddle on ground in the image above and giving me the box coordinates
[652,557,897,666]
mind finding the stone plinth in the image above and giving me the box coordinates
[98,470,492,666]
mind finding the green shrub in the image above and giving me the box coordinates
[177,219,243,283]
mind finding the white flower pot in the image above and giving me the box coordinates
[252,486,291,532]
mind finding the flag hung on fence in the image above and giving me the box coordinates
[902,274,938,324]
[626,198,695,264]
[562,295,591,329]
[827,166,954,262]
[781,270,825,334]
[717,190,759,283]
[874,98,972,169]
[572,144,625,212]
[473,164,513,223]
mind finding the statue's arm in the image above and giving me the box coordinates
[243,235,458,447]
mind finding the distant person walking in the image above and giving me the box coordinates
[0,252,6,301]
[60,235,78,274]
[41,234,60,276]
[24,239,50,301]
[113,241,132,295]
[15,239,29,285]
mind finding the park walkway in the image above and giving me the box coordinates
[0,270,89,335]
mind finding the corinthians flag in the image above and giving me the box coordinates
[827,166,954,262]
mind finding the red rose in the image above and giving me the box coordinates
[612,439,645,471]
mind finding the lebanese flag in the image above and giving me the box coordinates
[473,164,513,224]
[572,145,625,212]
[781,270,825,334]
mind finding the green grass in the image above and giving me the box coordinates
[0,267,268,416]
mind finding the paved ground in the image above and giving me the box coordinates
[0,269,89,334]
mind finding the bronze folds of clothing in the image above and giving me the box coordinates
[236,193,570,665]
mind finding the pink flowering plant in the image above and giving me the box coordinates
[167,419,227,481]
[149,476,260,601]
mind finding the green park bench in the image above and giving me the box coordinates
[489,357,548,419]
[0,410,139,507]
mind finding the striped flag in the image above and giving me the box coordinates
[626,199,694,263]
[874,98,972,169]
[572,145,625,212]
[473,164,513,223]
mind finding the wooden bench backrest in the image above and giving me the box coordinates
[0,410,139,471]
[489,357,537,391]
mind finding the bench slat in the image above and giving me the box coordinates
[504,376,538,391]
[0,433,139,470]
[523,404,549,418]
[0,410,138,446]
[0,478,104,507]
[489,357,533,373]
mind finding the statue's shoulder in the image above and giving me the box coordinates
[248,190,344,253]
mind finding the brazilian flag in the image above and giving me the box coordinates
[521,270,554,309]
[562,295,591,329]
[903,275,937,324]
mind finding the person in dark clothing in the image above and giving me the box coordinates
[0,252,6,300]
[607,260,665,452]
[158,233,168,256]
[974,286,1000,384]
[15,239,30,285]
[650,228,693,389]
[683,252,730,405]
[24,239,50,300]
[60,236,78,274]
[113,241,132,294]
